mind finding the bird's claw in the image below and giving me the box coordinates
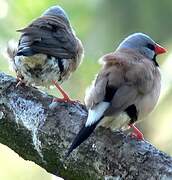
[52,80,80,104]
[129,124,144,141]
[130,132,144,140]
[16,77,26,87]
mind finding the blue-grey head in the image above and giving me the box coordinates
[117,33,166,60]
[42,5,69,21]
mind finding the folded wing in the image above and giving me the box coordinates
[17,16,78,59]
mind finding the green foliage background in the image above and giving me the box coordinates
[0,0,172,179]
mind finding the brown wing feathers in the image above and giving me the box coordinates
[17,16,77,59]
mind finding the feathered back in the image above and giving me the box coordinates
[17,15,79,59]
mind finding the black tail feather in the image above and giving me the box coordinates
[66,116,103,158]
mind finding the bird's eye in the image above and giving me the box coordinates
[147,43,155,50]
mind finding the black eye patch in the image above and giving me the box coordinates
[147,43,155,50]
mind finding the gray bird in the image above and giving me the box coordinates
[67,32,166,156]
[7,5,84,102]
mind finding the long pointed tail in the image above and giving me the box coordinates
[66,102,110,157]
[66,116,103,158]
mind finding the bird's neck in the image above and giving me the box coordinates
[152,55,159,67]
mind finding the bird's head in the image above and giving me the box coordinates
[42,5,69,21]
[117,33,167,62]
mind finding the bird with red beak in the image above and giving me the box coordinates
[66,32,167,156]
[7,6,84,102]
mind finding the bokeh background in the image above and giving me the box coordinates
[0,0,172,179]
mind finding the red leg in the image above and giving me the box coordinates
[52,80,77,103]
[129,124,144,140]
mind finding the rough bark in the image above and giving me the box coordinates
[0,71,172,180]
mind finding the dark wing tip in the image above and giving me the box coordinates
[16,48,35,56]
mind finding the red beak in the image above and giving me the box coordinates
[155,43,167,55]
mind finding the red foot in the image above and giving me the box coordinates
[129,124,144,140]
[52,80,78,103]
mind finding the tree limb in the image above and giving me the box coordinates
[0,72,172,180]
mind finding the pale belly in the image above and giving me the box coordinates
[14,54,71,87]
[99,112,130,131]
[136,76,161,120]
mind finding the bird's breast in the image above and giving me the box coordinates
[137,70,161,119]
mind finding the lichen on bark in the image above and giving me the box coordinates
[0,72,172,180]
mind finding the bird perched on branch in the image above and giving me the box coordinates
[7,5,84,102]
[67,32,166,156]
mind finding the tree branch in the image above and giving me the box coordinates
[0,72,172,180]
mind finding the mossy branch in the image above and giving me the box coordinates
[0,72,172,180]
